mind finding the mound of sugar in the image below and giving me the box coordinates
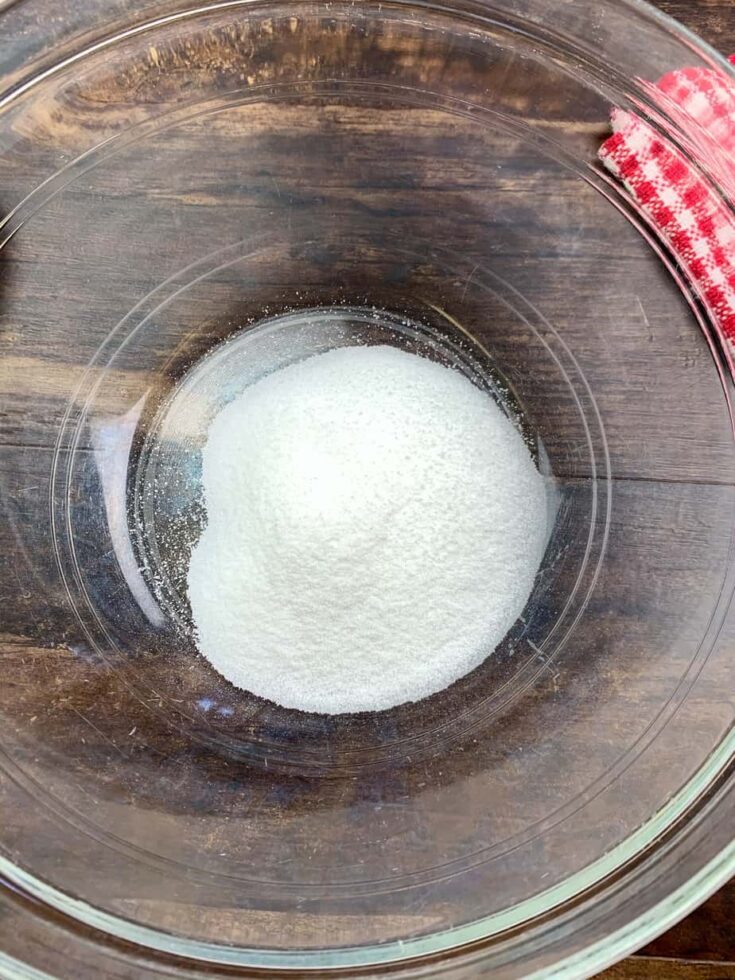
[187,344,546,713]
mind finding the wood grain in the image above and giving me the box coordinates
[601,958,735,980]
[597,2,735,978]
[0,0,734,977]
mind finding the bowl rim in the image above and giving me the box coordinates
[1,0,734,976]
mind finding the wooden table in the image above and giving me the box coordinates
[595,7,735,980]
[0,1,734,977]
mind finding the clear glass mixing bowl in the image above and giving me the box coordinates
[1,0,734,977]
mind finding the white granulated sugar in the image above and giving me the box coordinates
[187,344,546,714]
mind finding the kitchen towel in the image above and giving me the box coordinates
[598,58,735,367]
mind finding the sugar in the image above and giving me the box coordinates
[187,344,546,714]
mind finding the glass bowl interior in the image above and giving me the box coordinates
[0,1,734,976]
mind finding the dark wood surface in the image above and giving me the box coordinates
[596,6,735,980]
[0,1,733,977]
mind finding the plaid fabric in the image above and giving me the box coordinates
[598,61,735,364]
[658,65,735,155]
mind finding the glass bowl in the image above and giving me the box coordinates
[0,0,734,977]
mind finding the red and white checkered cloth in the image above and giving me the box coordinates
[598,57,735,368]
